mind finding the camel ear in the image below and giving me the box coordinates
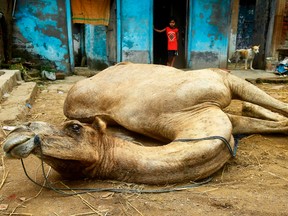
[92,117,107,133]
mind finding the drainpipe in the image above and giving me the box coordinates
[187,0,193,68]
[66,0,75,73]
[116,0,122,62]
[12,0,17,18]
[149,0,153,63]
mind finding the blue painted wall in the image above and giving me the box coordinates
[13,0,70,72]
[11,0,232,72]
[85,25,108,70]
[187,0,231,69]
[117,0,153,63]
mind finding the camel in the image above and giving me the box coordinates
[2,63,288,184]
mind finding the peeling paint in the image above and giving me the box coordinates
[13,0,69,72]
[188,0,231,69]
[85,25,108,70]
[190,51,219,69]
[87,58,108,70]
[11,0,233,72]
[119,0,152,63]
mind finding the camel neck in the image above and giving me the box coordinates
[99,135,231,184]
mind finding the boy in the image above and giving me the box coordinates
[154,18,179,67]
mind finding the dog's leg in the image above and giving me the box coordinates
[234,53,239,69]
[250,59,254,70]
[244,59,248,70]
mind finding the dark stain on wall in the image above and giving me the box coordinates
[190,51,219,69]
[87,58,108,71]
[208,0,230,35]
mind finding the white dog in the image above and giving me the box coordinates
[229,45,260,70]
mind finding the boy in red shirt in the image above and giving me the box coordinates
[154,18,179,67]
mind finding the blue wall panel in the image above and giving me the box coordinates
[85,25,108,70]
[118,0,153,63]
[12,0,232,72]
[188,0,231,69]
[14,0,69,72]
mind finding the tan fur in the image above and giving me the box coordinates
[2,63,288,184]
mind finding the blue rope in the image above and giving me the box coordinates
[174,135,238,157]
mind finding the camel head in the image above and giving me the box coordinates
[3,118,109,179]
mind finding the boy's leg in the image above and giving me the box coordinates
[167,51,173,66]
[167,51,177,67]
[167,56,172,66]
[171,56,176,67]
[170,51,177,67]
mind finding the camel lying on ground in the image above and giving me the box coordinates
[3,63,288,184]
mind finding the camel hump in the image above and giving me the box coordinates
[115,62,132,66]
[208,68,230,73]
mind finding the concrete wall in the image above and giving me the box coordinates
[117,0,153,63]
[7,0,236,72]
[85,25,109,70]
[187,0,231,69]
[280,0,288,48]
[228,0,239,60]
[271,0,288,61]
[12,0,70,72]
[0,0,14,64]
[9,0,283,72]
[253,0,273,69]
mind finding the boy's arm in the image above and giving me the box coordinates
[154,27,166,33]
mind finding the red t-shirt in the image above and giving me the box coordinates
[166,27,178,50]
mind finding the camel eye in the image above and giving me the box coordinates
[70,124,81,133]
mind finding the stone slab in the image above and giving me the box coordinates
[0,81,38,124]
[0,70,22,99]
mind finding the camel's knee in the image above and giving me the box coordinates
[242,102,287,122]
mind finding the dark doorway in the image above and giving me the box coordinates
[72,24,86,67]
[236,0,256,49]
[153,0,187,68]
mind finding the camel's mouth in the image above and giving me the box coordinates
[3,134,87,179]
[3,134,38,159]
[36,154,88,179]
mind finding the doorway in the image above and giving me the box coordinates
[228,0,256,66]
[236,0,256,49]
[153,0,187,68]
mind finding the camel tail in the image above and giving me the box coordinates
[227,73,288,118]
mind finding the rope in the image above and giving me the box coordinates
[174,135,238,157]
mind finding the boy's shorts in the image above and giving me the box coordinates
[168,50,178,57]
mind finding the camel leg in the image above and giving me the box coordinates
[242,102,287,121]
[228,74,288,118]
[228,114,288,134]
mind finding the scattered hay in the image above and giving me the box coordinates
[0,156,9,190]
[7,168,51,215]
[60,182,104,216]
[264,171,288,182]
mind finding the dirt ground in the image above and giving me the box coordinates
[0,73,288,216]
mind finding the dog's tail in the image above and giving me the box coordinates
[228,51,238,63]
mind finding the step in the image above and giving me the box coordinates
[0,69,22,99]
[0,81,38,124]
